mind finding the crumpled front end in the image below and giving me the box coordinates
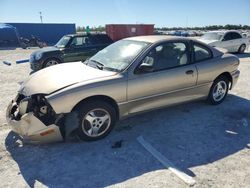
[6,94,64,144]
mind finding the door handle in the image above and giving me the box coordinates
[186,70,194,75]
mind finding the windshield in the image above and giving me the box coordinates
[55,36,71,47]
[201,32,223,40]
[89,40,149,72]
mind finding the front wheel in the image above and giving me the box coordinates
[207,76,229,105]
[76,101,117,141]
[43,58,59,68]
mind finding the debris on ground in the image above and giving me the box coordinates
[111,140,123,148]
[242,118,248,127]
[177,145,185,150]
[2,61,11,66]
[16,59,29,64]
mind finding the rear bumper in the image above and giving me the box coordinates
[6,99,63,144]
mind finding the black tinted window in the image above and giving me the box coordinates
[97,35,113,43]
[224,33,232,41]
[231,32,242,39]
[90,35,113,45]
[194,43,212,62]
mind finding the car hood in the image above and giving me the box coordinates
[197,38,219,44]
[19,62,117,96]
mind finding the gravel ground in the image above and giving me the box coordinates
[0,47,250,188]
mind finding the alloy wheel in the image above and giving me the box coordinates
[45,60,58,67]
[81,108,111,137]
[212,81,227,102]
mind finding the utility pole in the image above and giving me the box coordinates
[186,16,188,29]
[39,11,43,23]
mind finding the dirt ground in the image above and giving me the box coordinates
[0,47,250,188]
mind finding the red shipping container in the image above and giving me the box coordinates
[106,24,154,41]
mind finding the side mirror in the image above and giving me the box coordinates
[136,64,154,74]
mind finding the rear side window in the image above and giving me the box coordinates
[231,32,242,39]
[194,43,212,62]
[97,35,113,43]
[90,35,113,45]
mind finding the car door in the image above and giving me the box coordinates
[127,41,198,114]
[219,32,234,51]
[192,42,216,87]
[63,36,98,62]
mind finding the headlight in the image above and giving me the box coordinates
[35,53,43,60]
[19,97,31,115]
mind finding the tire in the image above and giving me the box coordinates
[207,76,229,105]
[43,58,60,68]
[75,101,117,141]
[20,42,27,49]
[238,44,246,53]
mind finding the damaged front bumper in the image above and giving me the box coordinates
[6,94,64,144]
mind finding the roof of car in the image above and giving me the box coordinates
[124,35,191,43]
[205,30,241,34]
[66,33,108,37]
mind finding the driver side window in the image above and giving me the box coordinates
[223,33,232,41]
[139,42,189,73]
[71,36,91,47]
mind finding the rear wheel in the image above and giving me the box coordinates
[208,76,229,105]
[238,44,246,53]
[43,58,59,68]
[75,101,116,141]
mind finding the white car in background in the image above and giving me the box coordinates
[198,30,250,53]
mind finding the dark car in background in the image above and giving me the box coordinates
[29,33,113,71]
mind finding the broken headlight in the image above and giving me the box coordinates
[18,97,31,115]
[32,95,57,125]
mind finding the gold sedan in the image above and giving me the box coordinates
[6,36,240,143]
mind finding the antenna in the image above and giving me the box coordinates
[39,11,43,23]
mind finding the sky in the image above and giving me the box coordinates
[0,0,250,27]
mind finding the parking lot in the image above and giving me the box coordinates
[0,48,250,187]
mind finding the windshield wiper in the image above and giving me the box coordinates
[102,66,120,72]
[89,59,104,70]
[87,59,120,72]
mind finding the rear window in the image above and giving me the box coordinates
[194,43,212,62]
[231,32,242,40]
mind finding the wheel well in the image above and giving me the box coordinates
[71,95,120,119]
[216,72,233,89]
[239,43,246,50]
